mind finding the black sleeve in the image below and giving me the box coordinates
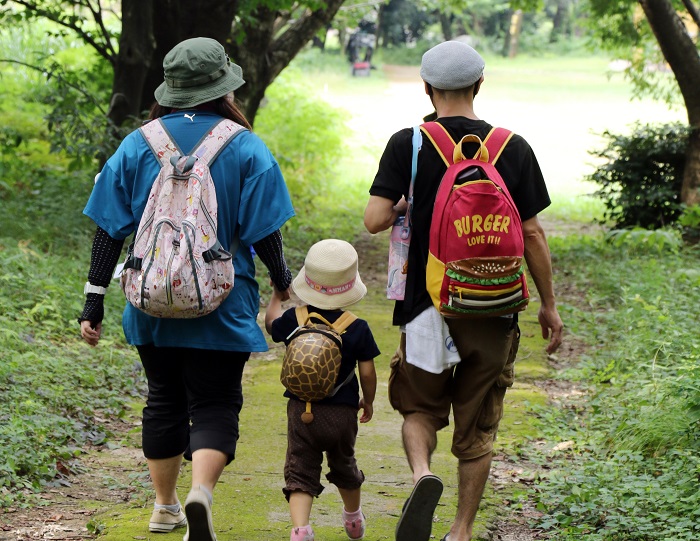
[252,230,293,291]
[368,128,414,203]
[78,227,125,324]
[351,319,381,361]
[270,306,299,344]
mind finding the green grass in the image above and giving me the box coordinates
[525,235,700,540]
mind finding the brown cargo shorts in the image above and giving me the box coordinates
[388,317,519,460]
[283,400,365,499]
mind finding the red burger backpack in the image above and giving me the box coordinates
[421,122,529,318]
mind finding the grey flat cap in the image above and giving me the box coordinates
[420,41,485,90]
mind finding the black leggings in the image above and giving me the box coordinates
[136,345,250,464]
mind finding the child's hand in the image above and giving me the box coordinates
[270,280,291,302]
[359,398,373,423]
[264,283,286,334]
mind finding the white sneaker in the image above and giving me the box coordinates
[148,507,187,532]
[183,486,216,541]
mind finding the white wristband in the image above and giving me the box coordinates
[84,282,107,295]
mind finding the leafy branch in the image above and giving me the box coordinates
[2,0,117,63]
[0,58,107,115]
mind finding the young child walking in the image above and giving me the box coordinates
[265,238,379,541]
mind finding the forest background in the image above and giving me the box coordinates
[1,0,699,540]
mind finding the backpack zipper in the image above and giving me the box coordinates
[181,221,203,310]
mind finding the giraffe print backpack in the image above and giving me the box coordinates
[281,306,357,423]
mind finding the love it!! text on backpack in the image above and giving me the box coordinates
[281,306,357,423]
[120,118,246,318]
[422,122,529,318]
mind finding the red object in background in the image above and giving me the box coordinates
[352,62,371,76]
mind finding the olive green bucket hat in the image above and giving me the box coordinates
[154,37,245,109]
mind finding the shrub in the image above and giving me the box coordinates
[587,122,689,229]
[1,21,121,171]
[254,67,348,265]
[529,236,700,539]
[678,204,700,243]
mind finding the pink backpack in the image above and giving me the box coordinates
[120,118,246,318]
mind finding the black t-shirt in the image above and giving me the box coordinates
[270,306,380,407]
[369,117,551,326]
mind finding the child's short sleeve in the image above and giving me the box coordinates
[270,307,299,344]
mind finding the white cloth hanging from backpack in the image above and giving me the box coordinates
[404,306,461,374]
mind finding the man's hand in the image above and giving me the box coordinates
[538,305,563,354]
[80,320,102,347]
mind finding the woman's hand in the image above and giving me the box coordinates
[80,320,102,347]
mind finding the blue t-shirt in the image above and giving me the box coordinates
[270,306,380,407]
[84,112,295,352]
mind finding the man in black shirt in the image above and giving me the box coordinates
[364,40,563,541]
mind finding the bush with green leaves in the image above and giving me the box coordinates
[678,204,700,243]
[2,21,127,173]
[255,66,348,265]
[0,236,146,507]
[587,122,689,229]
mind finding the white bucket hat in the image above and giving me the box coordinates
[292,239,367,310]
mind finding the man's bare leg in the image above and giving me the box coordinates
[446,452,492,541]
[402,413,438,483]
[396,413,444,541]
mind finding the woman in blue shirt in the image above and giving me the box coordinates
[79,37,295,541]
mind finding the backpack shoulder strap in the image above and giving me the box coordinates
[140,119,182,166]
[295,305,309,326]
[331,311,357,334]
[482,127,514,165]
[305,311,337,328]
[420,121,456,167]
[421,123,514,167]
[192,119,247,166]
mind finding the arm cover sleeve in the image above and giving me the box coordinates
[78,227,125,324]
[252,230,293,291]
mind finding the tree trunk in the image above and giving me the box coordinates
[110,0,238,127]
[439,12,453,41]
[228,6,277,125]
[550,0,569,43]
[502,10,523,58]
[111,0,344,128]
[230,0,346,124]
[639,0,700,205]
[143,0,238,115]
[108,0,155,128]
[375,5,384,52]
[685,129,700,205]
